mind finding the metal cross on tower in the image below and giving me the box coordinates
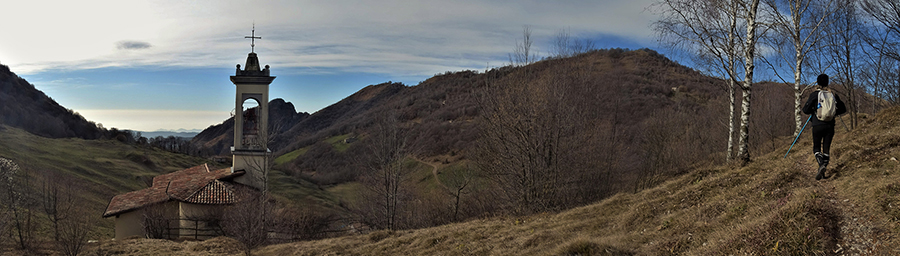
[245,24,262,53]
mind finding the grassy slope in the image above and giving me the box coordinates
[247,109,900,255]
[274,134,353,166]
[0,125,230,237]
[0,124,345,242]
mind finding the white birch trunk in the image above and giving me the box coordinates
[727,78,736,162]
[793,1,805,137]
[793,56,803,137]
[737,0,760,165]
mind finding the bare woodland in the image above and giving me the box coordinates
[654,0,900,165]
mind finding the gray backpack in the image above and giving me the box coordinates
[817,90,836,121]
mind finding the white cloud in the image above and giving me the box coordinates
[0,0,659,77]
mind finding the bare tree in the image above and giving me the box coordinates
[223,192,272,256]
[510,26,538,66]
[272,207,334,241]
[57,207,93,256]
[142,203,171,239]
[653,0,760,163]
[442,163,477,222]
[0,158,36,250]
[0,159,13,247]
[859,27,896,111]
[825,0,864,128]
[861,0,900,62]
[860,0,900,109]
[551,28,596,58]
[40,171,76,242]
[635,110,682,191]
[474,60,576,214]
[761,0,836,136]
[38,170,93,255]
[358,113,411,230]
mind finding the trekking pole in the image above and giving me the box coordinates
[839,115,850,132]
[784,115,813,159]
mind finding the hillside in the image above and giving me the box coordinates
[185,49,818,231]
[192,49,737,187]
[88,106,899,255]
[0,125,230,240]
[0,124,337,250]
[0,64,104,139]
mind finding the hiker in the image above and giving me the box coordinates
[802,74,847,180]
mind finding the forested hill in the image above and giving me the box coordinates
[0,64,104,139]
[190,48,804,192]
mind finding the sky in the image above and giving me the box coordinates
[0,0,660,132]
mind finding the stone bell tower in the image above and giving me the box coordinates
[231,26,274,191]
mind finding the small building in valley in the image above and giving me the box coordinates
[102,164,251,239]
[103,27,275,240]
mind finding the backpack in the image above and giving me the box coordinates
[817,90,836,121]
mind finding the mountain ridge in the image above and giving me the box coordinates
[0,64,104,139]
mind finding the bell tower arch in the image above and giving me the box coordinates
[230,30,275,191]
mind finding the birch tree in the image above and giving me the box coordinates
[825,0,864,128]
[654,0,761,164]
[761,0,835,136]
[736,0,762,164]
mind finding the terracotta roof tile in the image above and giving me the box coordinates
[103,164,245,217]
[182,180,237,204]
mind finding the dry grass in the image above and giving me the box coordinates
[78,236,243,256]
[95,108,900,255]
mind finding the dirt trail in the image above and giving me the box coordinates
[810,163,890,255]
[413,157,448,190]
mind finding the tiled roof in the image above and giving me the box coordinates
[103,164,245,217]
[182,180,237,204]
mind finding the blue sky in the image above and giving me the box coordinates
[0,0,659,131]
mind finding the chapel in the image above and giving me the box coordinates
[102,30,275,239]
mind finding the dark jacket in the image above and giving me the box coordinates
[802,90,847,126]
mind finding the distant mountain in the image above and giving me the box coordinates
[140,130,201,139]
[189,98,309,156]
[0,64,104,139]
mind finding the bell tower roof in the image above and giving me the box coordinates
[231,24,275,84]
[231,52,275,84]
[244,52,261,73]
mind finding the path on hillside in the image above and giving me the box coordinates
[829,189,882,255]
[802,162,885,255]
[413,157,448,191]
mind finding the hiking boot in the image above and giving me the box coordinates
[822,153,830,167]
[816,164,827,180]
[815,152,827,180]
[815,152,825,167]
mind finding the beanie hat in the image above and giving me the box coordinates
[817,74,829,87]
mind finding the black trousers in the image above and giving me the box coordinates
[812,124,835,155]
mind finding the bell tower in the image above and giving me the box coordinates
[231,26,274,191]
